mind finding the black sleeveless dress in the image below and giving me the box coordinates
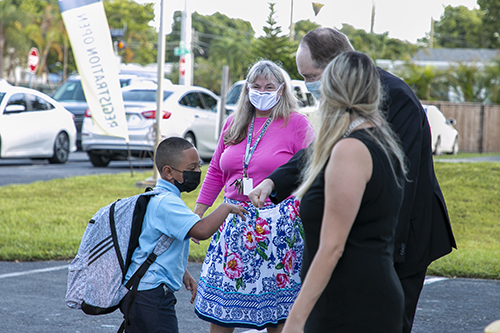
[299,129,404,332]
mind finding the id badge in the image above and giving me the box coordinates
[242,177,253,196]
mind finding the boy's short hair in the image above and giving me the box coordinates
[155,137,194,174]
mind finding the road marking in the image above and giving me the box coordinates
[424,277,448,285]
[0,264,69,279]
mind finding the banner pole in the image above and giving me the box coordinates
[153,0,166,182]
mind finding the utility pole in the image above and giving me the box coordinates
[179,0,193,86]
[289,0,295,41]
[370,1,375,34]
[430,17,434,49]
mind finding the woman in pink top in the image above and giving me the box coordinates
[194,60,314,332]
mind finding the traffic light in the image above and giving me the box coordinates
[117,40,126,50]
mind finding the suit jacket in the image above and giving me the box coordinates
[268,68,456,278]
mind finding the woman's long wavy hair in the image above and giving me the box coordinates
[294,51,407,199]
[223,60,299,145]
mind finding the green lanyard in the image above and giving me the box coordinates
[243,116,272,177]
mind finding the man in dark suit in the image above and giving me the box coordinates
[248,27,456,333]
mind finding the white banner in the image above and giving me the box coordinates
[58,0,128,142]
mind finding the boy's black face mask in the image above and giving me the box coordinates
[173,170,201,193]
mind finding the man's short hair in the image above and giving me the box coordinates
[155,137,194,174]
[300,27,355,69]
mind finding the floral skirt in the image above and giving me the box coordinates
[194,198,304,329]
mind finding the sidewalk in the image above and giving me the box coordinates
[0,260,498,332]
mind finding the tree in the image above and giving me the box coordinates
[293,19,321,42]
[104,0,157,65]
[431,5,487,48]
[445,62,490,102]
[253,3,299,79]
[340,24,416,61]
[478,0,500,48]
[396,62,448,101]
[0,0,30,80]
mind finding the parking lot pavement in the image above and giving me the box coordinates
[1,260,499,333]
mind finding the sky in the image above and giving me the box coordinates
[136,0,479,44]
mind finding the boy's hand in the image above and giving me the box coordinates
[228,204,248,221]
[183,270,197,304]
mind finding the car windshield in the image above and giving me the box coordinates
[226,84,243,105]
[52,80,86,102]
[122,90,173,102]
[0,92,5,104]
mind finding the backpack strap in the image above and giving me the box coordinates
[120,234,174,331]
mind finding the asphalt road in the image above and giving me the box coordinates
[1,260,499,333]
[0,151,156,187]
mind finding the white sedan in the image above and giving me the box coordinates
[423,104,459,155]
[82,83,222,166]
[0,85,77,163]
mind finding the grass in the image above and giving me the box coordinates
[1,159,500,279]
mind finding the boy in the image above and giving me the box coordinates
[120,137,247,333]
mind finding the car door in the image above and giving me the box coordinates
[179,91,217,154]
[0,92,42,157]
[27,93,58,155]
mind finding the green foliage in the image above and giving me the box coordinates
[446,62,490,102]
[104,0,157,65]
[252,3,300,79]
[432,5,487,48]
[396,62,449,101]
[340,24,417,61]
[478,0,500,48]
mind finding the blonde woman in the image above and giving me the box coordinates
[282,51,407,333]
[194,60,314,332]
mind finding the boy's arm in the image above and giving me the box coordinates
[188,203,247,240]
[183,270,197,304]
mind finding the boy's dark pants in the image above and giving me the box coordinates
[120,284,178,333]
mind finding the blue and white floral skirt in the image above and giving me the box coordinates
[194,197,304,329]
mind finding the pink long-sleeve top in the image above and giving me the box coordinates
[197,112,315,206]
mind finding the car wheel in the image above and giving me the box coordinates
[87,151,111,167]
[450,137,459,155]
[48,132,70,164]
[184,133,196,148]
[434,137,443,156]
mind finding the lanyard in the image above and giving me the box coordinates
[243,116,272,176]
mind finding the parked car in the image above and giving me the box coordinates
[0,85,77,163]
[52,74,166,150]
[82,83,221,166]
[422,104,459,155]
[224,78,318,115]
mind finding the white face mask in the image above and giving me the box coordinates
[247,84,283,111]
[305,80,321,100]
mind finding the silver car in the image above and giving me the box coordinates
[52,74,160,150]
[82,83,221,166]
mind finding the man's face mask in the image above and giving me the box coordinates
[305,80,321,100]
[172,169,201,193]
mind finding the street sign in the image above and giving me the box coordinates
[28,48,40,74]
[174,46,189,56]
[179,56,186,78]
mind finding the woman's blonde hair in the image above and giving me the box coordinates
[223,60,299,145]
[294,51,407,199]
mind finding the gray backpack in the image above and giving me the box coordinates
[65,187,173,319]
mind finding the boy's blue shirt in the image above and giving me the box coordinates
[124,178,200,291]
